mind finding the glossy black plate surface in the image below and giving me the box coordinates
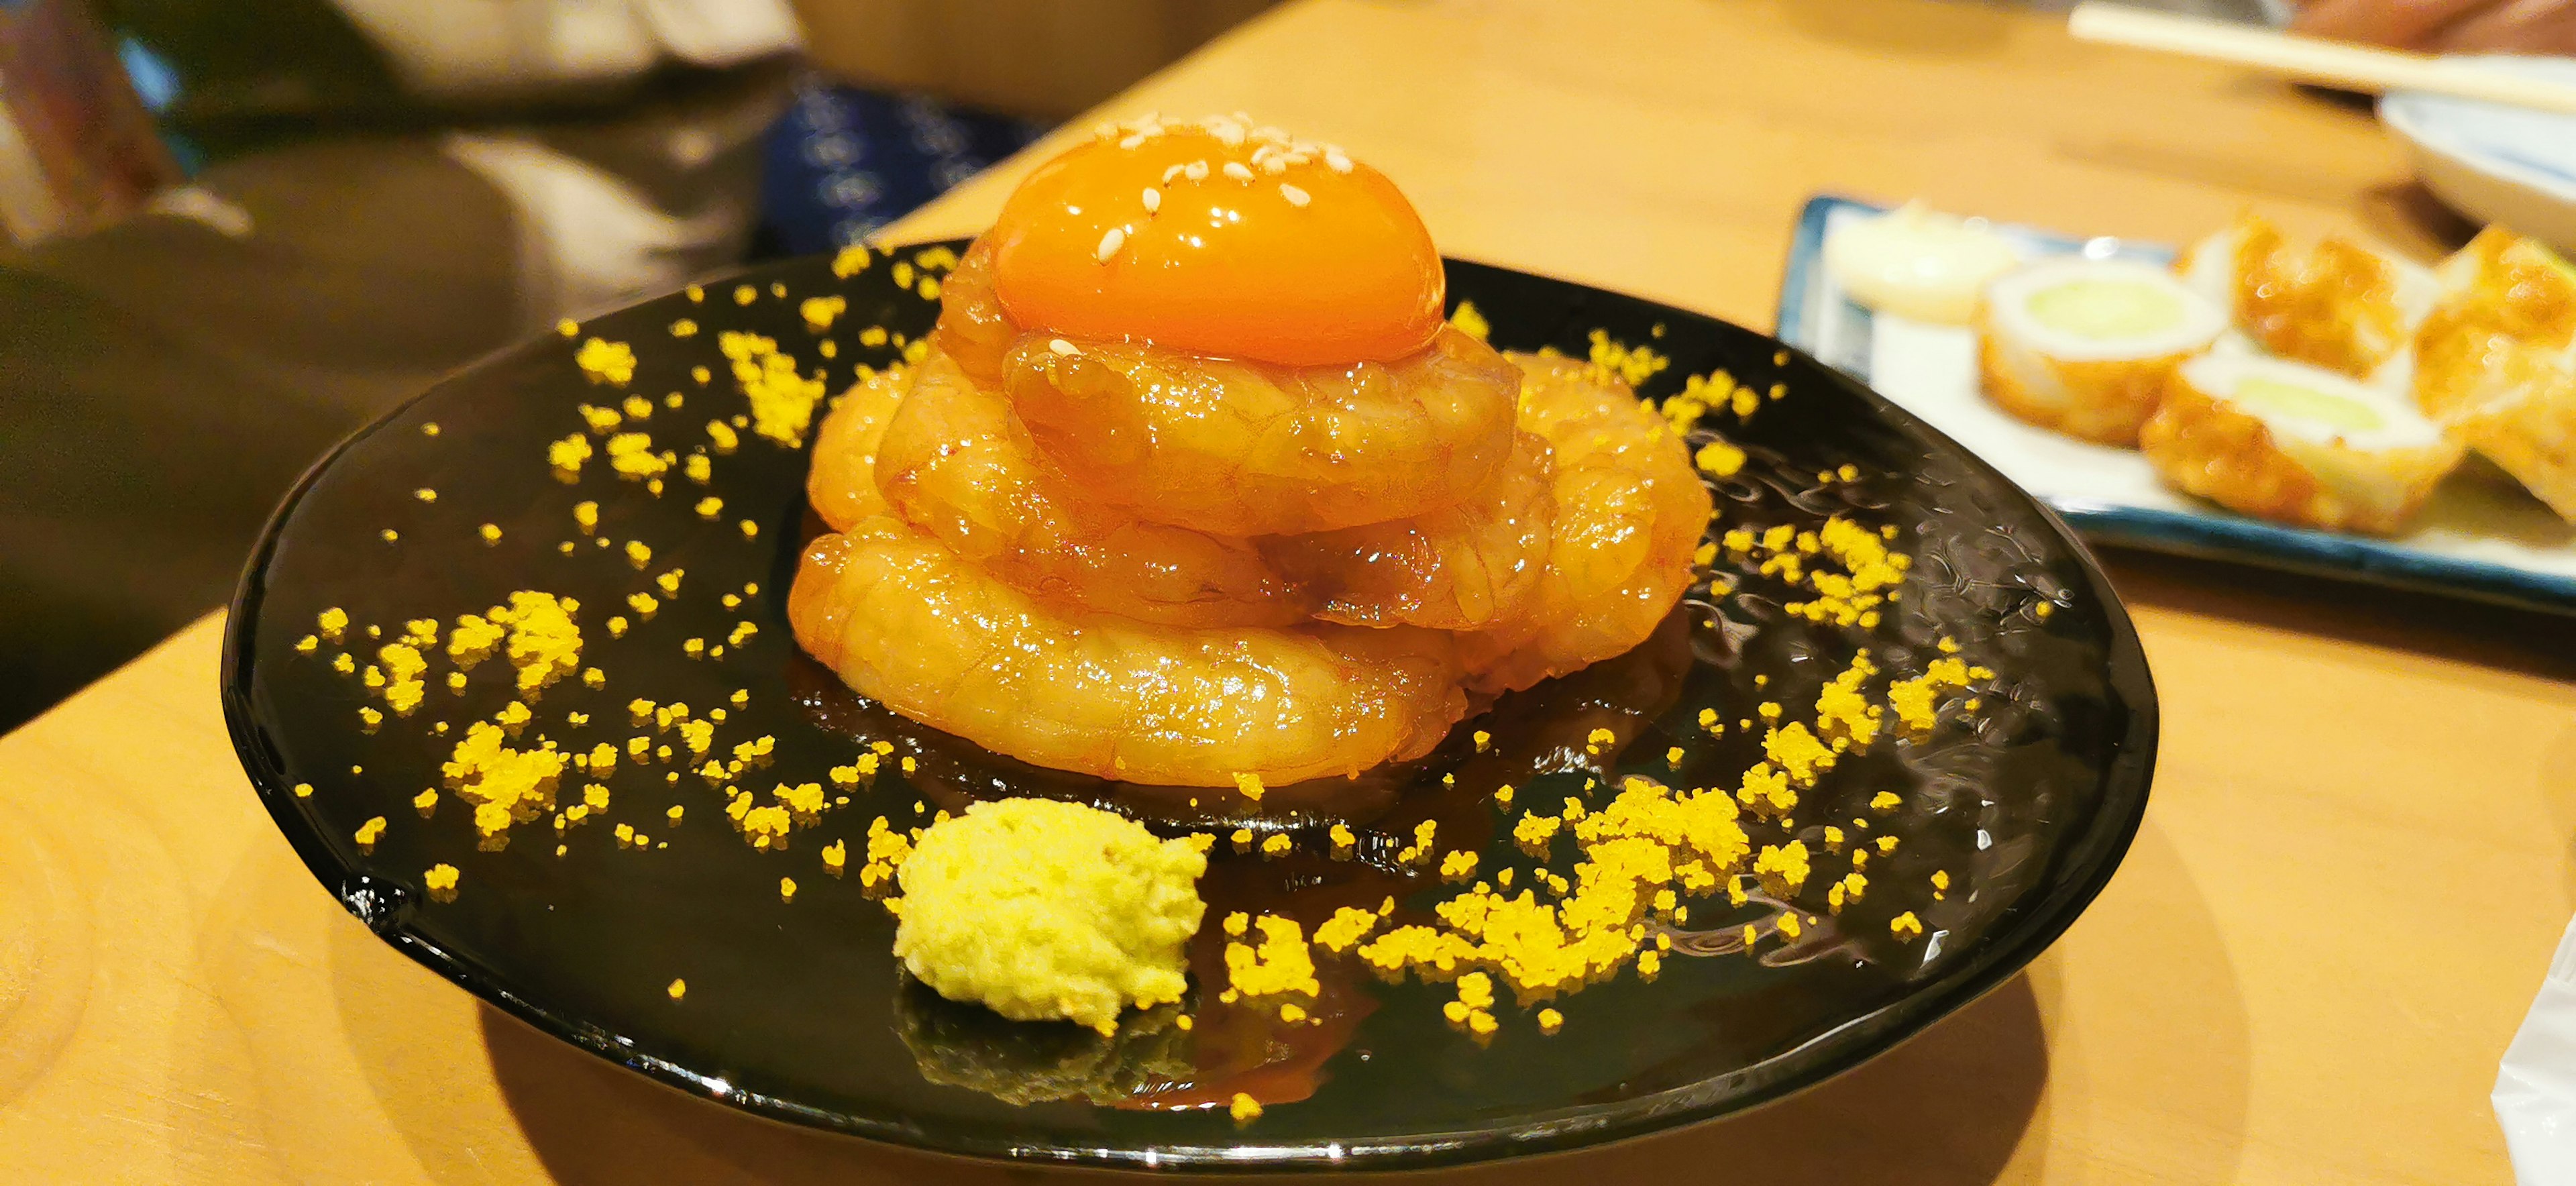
[221,242,2155,1171]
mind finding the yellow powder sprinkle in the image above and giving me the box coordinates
[667,978,688,1000]
[1230,1093,1262,1122]
[830,244,871,277]
[717,331,827,445]
[423,863,460,900]
[412,787,437,814]
[478,523,502,543]
[1890,912,1924,940]
[1695,440,1747,477]
[1225,915,1320,999]
[1259,833,1292,857]
[1450,301,1491,341]
[413,488,437,503]
[780,877,798,903]
[657,568,684,596]
[1232,771,1265,802]
[1314,906,1379,953]
[624,540,651,568]
[1584,329,1669,388]
[354,816,386,850]
[292,782,313,798]
[800,295,847,331]
[1538,1008,1564,1034]
[575,337,636,386]
[739,519,760,539]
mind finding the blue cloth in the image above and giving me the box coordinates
[757,74,1049,256]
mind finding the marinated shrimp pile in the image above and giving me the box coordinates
[788,116,1712,788]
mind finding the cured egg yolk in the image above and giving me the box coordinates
[985,117,1445,367]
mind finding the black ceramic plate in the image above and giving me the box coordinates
[221,243,2155,1171]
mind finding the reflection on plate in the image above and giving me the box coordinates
[1782,195,2576,612]
[222,243,2153,1170]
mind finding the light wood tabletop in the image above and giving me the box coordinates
[7,1,2573,1182]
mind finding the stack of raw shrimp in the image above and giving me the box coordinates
[788,117,1711,792]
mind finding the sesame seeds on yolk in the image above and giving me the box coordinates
[984,116,1444,366]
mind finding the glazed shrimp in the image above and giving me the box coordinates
[788,516,1468,786]
[1258,431,1554,631]
[927,240,1015,388]
[873,347,1311,627]
[806,364,913,529]
[1460,353,1713,696]
[999,325,1521,536]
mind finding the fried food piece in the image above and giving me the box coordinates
[788,516,1468,786]
[875,347,1310,627]
[1975,258,2226,445]
[2141,354,2463,534]
[1460,354,1711,695]
[2178,211,2438,381]
[2414,227,2576,522]
[806,364,912,529]
[1259,431,1554,631]
[999,323,1521,536]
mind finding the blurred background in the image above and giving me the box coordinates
[0,0,2511,731]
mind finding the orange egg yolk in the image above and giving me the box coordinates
[984,123,1445,367]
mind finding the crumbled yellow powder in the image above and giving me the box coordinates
[738,519,759,539]
[1259,833,1293,857]
[657,569,684,596]
[575,337,636,385]
[413,487,437,503]
[716,331,827,445]
[1450,300,1491,341]
[423,863,460,901]
[1890,912,1924,940]
[666,978,688,1000]
[579,404,623,433]
[411,788,437,814]
[1440,849,1480,879]
[1231,771,1265,802]
[1314,906,1380,953]
[858,325,888,347]
[1778,912,1804,939]
[780,877,798,903]
[1753,841,1810,894]
[1695,440,1747,477]
[727,621,758,647]
[1226,915,1320,999]
[604,432,670,481]
[1538,1008,1564,1034]
[1230,1093,1262,1122]
[292,783,313,798]
[1764,722,1835,787]
[694,496,724,519]
[1584,329,1668,388]
[624,540,651,568]
[800,294,847,331]
[354,816,386,850]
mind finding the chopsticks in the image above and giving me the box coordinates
[2068,1,2576,116]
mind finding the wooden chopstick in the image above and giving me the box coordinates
[2068,1,2576,116]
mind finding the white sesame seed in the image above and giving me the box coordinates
[1222,161,1254,182]
[1118,133,1146,150]
[1142,188,1162,214]
[1049,338,1079,356]
[1260,156,1288,175]
[1183,160,1210,181]
[1093,121,1116,139]
[1096,225,1127,262]
[1324,148,1352,174]
[1161,164,1184,184]
[1252,125,1289,144]
[1279,183,1311,208]
[1210,122,1246,148]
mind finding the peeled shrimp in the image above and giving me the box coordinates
[806,364,912,529]
[788,516,1468,786]
[1258,431,1554,631]
[873,347,1311,627]
[928,241,1015,388]
[998,325,1521,537]
[1460,353,1712,695]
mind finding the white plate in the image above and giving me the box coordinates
[2381,56,2576,253]
[1780,195,2576,612]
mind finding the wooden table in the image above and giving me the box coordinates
[7,1,2572,1181]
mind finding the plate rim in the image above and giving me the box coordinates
[220,243,2158,1171]
[1778,193,2576,616]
